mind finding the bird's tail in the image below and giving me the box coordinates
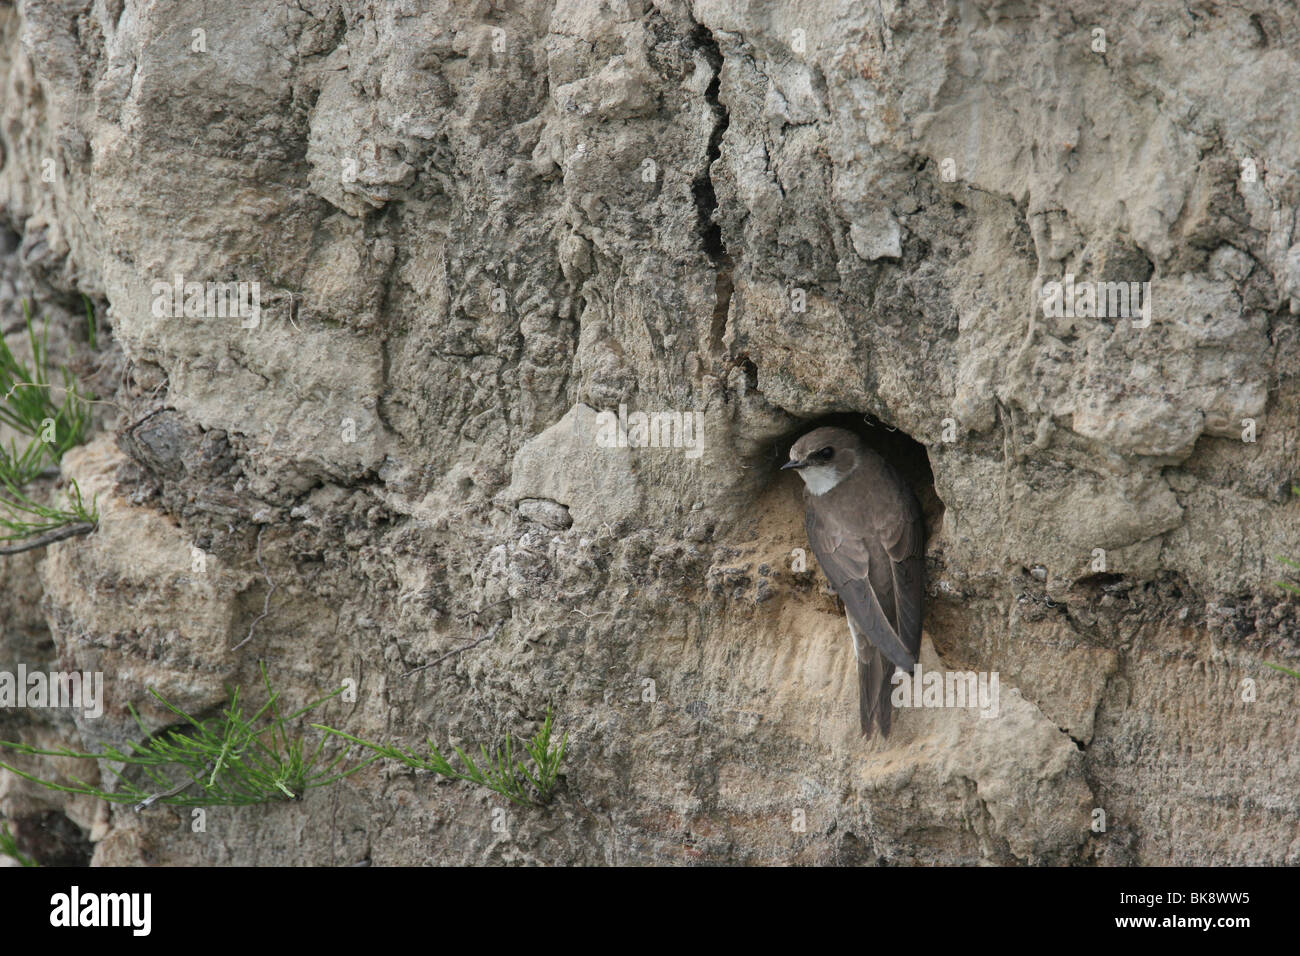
[858,647,896,737]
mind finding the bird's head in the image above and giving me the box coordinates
[782,426,864,495]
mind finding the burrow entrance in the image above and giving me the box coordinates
[766,412,945,541]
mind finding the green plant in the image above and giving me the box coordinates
[1269,496,1300,676]
[0,664,378,808]
[0,300,96,550]
[0,300,91,479]
[1264,662,1300,680]
[83,294,97,351]
[0,820,38,867]
[0,657,571,812]
[1276,554,1300,597]
[0,468,96,544]
[317,707,569,807]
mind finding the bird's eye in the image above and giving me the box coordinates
[817,447,834,460]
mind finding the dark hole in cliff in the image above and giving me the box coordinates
[687,23,729,263]
[8,810,92,866]
[1076,571,1126,590]
[0,225,20,256]
[769,412,944,540]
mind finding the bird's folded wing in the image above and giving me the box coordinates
[882,510,924,665]
[807,508,917,671]
[859,647,894,737]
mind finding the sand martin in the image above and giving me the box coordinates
[784,426,924,736]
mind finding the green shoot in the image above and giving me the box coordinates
[83,295,97,351]
[0,300,90,465]
[0,472,97,543]
[1275,554,1300,597]
[0,820,38,867]
[316,706,569,807]
[0,299,96,549]
[0,664,378,808]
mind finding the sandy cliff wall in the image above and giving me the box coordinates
[1,0,1297,864]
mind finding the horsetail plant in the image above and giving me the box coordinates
[0,299,97,553]
[0,664,378,808]
[1270,495,1300,679]
[316,706,569,807]
[0,300,91,473]
[0,820,38,867]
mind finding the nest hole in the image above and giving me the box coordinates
[767,412,944,540]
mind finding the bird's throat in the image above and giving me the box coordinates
[799,465,844,496]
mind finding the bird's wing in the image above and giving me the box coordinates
[880,495,924,666]
[848,616,895,737]
[806,502,917,672]
[859,647,894,737]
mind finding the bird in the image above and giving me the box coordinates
[782,426,924,737]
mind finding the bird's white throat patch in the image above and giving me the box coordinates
[798,464,844,496]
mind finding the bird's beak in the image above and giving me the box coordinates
[781,459,807,470]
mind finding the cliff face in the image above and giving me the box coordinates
[1,0,1297,865]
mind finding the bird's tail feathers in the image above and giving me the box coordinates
[858,648,894,738]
